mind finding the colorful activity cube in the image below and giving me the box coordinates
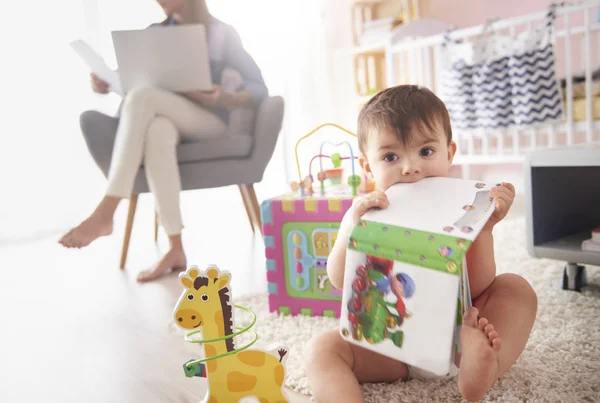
[261,191,354,317]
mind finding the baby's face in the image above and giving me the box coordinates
[361,123,456,191]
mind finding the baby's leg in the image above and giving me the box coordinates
[306,329,408,403]
[458,273,537,402]
[474,273,537,376]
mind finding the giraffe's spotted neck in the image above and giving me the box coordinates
[203,286,234,358]
[202,309,229,357]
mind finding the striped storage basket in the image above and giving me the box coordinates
[441,4,564,130]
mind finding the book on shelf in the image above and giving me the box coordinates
[358,18,455,46]
[581,226,600,252]
[359,30,394,45]
[363,17,402,31]
[358,18,402,45]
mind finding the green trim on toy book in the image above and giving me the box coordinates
[282,221,344,301]
[456,298,462,325]
[348,220,472,275]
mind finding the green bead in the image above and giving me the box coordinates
[331,153,342,168]
[348,175,361,187]
[296,276,304,287]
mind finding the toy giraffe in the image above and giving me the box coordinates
[174,266,290,403]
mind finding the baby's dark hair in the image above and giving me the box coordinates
[357,85,452,154]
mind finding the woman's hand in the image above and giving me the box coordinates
[187,85,237,109]
[90,73,109,94]
[187,85,254,109]
[187,85,222,107]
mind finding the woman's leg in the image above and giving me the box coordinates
[137,117,186,282]
[58,196,119,248]
[60,87,226,249]
[60,88,157,248]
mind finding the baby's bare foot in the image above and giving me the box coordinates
[137,248,187,283]
[59,213,113,248]
[477,316,502,351]
[458,307,501,402]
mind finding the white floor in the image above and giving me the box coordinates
[0,185,527,403]
[0,186,310,403]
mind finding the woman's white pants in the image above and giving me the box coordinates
[106,87,227,235]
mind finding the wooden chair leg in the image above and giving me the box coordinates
[238,185,255,232]
[245,184,263,235]
[120,195,138,269]
[154,211,159,242]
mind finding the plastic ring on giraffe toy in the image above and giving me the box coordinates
[183,304,259,369]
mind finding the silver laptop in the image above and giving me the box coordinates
[111,24,212,93]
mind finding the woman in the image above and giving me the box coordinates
[59,0,268,282]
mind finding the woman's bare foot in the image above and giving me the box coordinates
[58,213,113,248]
[458,307,502,402]
[137,247,187,282]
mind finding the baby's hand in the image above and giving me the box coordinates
[485,182,515,230]
[349,189,389,225]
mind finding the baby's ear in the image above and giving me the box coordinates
[359,156,374,179]
[359,156,367,169]
[447,141,457,163]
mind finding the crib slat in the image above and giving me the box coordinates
[397,52,404,85]
[564,12,574,145]
[482,132,489,156]
[424,47,432,89]
[433,45,442,94]
[468,135,475,157]
[385,45,395,88]
[410,49,418,85]
[548,125,556,148]
[512,130,520,155]
[498,132,504,155]
[531,128,537,149]
[584,7,593,142]
[416,48,423,85]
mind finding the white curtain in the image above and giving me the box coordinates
[0,0,102,242]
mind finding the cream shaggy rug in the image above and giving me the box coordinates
[233,218,600,402]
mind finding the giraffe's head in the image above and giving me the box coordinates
[174,265,232,330]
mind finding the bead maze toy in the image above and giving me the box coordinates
[174,265,290,403]
[262,123,375,318]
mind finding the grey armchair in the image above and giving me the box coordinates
[80,96,284,268]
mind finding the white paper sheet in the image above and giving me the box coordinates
[69,40,123,96]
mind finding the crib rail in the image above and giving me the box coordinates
[386,0,600,169]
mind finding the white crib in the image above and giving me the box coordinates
[385,1,600,177]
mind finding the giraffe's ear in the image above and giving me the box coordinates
[188,267,200,279]
[180,274,194,289]
[215,273,231,290]
[206,266,219,280]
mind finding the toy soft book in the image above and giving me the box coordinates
[339,177,495,376]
